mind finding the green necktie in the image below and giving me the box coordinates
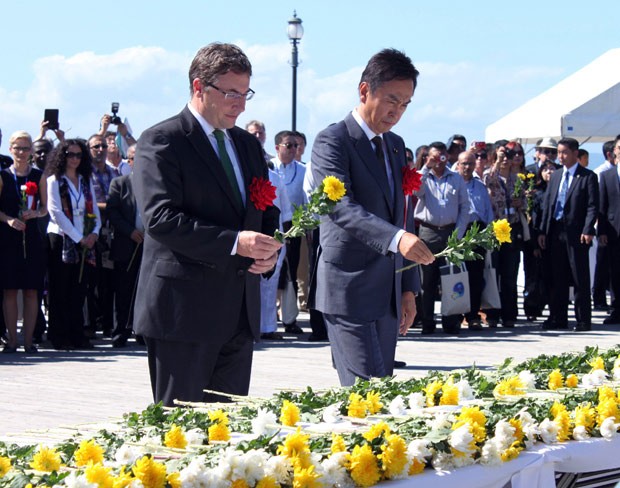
[213,129,243,208]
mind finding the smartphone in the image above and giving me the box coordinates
[472,141,486,151]
[44,109,59,130]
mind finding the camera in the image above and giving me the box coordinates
[439,154,447,163]
[110,102,122,125]
[504,148,517,159]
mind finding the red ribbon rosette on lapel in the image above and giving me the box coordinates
[249,177,277,211]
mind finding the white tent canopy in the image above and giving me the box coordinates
[486,48,620,145]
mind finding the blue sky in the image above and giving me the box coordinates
[1,0,617,167]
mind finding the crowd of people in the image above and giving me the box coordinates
[1,96,619,359]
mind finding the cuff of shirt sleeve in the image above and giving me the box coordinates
[389,229,406,254]
[231,232,239,255]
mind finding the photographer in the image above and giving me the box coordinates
[98,107,136,148]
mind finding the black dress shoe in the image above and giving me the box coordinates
[260,331,285,340]
[307,334,328,342]
[574,323,591,332]
[603,315,620,325]
[542,320,567,330]
[284,322,304,334]
[394,360,407,368]
[112,334,128,348]
[135,335,146,345]
[421,328,435,335]
[593,303,609,311]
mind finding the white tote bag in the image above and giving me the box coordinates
[440,263,471,316]
[480,250,501,310]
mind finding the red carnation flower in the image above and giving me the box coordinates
[249,176,277,211]
[402,166,422,195]
[85,199,94,215]
[25,181,38,196]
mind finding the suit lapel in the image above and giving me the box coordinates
[345,114,394,218]
[182,108,244,216]
[565,164,582,202]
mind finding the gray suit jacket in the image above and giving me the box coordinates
[598,167,620,240]
[311,112,418,321]
[132,106,279,344]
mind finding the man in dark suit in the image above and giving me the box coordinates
[538,137,598,331]
[311,49,434,386]
[597,134,620,324]
[106,145,143,347]
[133,43,281,406]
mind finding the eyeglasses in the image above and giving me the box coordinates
[127,157,135,161]
[542,149,557,156]
[278,142,299,149]
[90,144,108,150]
[12,146,31,152]
[474,152,488,159]
[66,151,82,159]
[206,82,255,101]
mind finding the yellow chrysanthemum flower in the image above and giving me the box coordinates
[517,173,526,181]
[132,456,167,488]
[363,421,391,442]
[331,434,347,454]
[293,464,323,488]
[280,400,301,427]
[85,462,114,488]
[277,428,311,459]
[554,409,571,442]
[208,422,231,442]
[30,445,62,472]
[167,472,181,488]
[74,439,105,467]
[494,376,525,396]
[208,409,230,426]
[440,381,459,406]
[598,386,616,404]
[365,391,383,415]
[164,424,188,449]
[527,173,535,179]
[453,406,487,443]
[589,356,606,371]
[408,458,425,475]
[231,479,251,488]
[501,446,521,462]
[0,456,11,477]
[424,380,443,407]
[492,219,512,244]
[379,434,408,479]
[347,393,368,418]
[256,475,280,488]
[322,176,346,202]
[548,369,564,390]
[597,398,619,427]
[347,444,381,488]
[509,418,524,444]
[566,374,579,388]
[551,401,567,418]
[112,466,134,488]
[574,403,596,431]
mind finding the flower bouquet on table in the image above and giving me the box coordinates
[79,200,97,283]
[18,181,38,258]
[248,175,346,243]
[397,219,512,273]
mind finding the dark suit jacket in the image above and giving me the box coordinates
[106,174,140,263]
[311,112,418,321]
[598,167,620,241]
[540,163,598,243]
[132,106,279,343]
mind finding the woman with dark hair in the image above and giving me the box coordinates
[0,131,48,353]
[414,145,429,170]
[523,161,557,320]
[46,139,101,350]
[483,141,528,328]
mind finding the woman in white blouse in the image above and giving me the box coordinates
[46,139,101,350]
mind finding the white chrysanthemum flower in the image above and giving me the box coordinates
[518,370,537,390]
[137,433,161,451]
[539,418,559,444]
[185,428,206,446]
[480,438,502,466]
[572,425,590,441]
[407,392,426,410]
[517,409,535,427]
[63,471,97,488]
[612,368,620,381]
[407,439,432,461]
[388,396,407,416]
[236,449,268,485]
[126,480,144,488]
[455,379,474,401]
[522,423,540,449]
[180,456,213,487]
[600,417,620,439]
[429,412,452,431]
[449,424,476,455]
[494,419,516,450]
[452,451,475,468]
[252,408,279,437]
[199,467,232,488]
[265,455,293,485]
[582,369,608,387]
[113,444,142,467]
[322,452,354,488]
[431,451,454,471]
[322,403,342,424]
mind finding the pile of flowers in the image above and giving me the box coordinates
[1,345,619,487]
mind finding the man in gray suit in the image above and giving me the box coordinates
[311,49,434,386]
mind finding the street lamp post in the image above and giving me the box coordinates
[287,11,303,131]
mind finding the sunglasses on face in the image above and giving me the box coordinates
[542,149,557,156]
[474,152,487,159]
[90,144,108,150]
[12,146,31,152]
[278,143,299,149]
[66,152,83,159]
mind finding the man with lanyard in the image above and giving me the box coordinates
[88,133,118,338]
[414,141,470,335]
[273,130,306,335]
